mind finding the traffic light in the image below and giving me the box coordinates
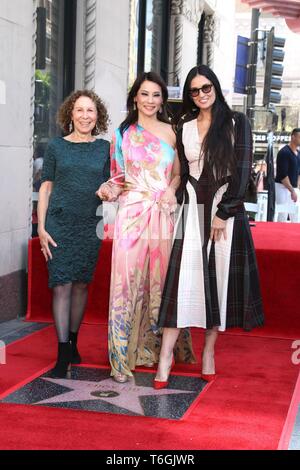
[263,27,285,106]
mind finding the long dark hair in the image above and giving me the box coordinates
[181,65,236,183]
[120,71,171,136]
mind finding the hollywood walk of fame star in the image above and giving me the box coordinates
[34,375,196,416]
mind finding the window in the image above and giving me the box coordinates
[32,0,77,236]
[128,0,171,86]
[46,0,51,21]
[197,12,205,65]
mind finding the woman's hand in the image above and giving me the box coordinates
[159,187,177,213]
[210,215,227,242]
[38,228,57,261]
[290,188,297,203]
[96,183,117,202]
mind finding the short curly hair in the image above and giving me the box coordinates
[57,89,109,136]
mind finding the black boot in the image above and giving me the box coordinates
[69,331,82,364]
[51,342,72,378]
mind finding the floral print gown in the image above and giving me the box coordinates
[108,124,195,377]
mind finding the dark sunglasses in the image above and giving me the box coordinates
[189,84,213,97]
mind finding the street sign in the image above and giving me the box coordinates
[234,35,250,94]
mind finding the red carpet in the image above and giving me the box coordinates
[0,324,299,450]
[251,222,300,339]
[26,222,300,339]
[26,231,112,325]
[7,222,298,449]
[278,368,300,450]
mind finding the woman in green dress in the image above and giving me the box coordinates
[37,90,110,377]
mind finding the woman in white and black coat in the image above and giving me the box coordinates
[153,65,264,389]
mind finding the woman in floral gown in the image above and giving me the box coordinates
[98,72,195,382]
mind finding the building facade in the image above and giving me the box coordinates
[0,0,235,321]
[234,0,300,131]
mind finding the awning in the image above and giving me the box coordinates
[241,0,300,33]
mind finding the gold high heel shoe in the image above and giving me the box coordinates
[143,362,155,368]
[113,372,129,383]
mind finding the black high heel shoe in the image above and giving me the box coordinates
[69,331,82,364]
[51,342,72,378]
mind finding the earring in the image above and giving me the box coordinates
[69,121,73,133]
[159,106,163,114]
[133,102,137,111]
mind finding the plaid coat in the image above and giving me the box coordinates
[158,112,264,331]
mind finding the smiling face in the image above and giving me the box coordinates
[189,74,216,112]
[71,96,98,136]
[134,80,163,119]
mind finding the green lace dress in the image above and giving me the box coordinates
[40,137,110,288]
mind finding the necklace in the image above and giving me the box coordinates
[68,132,95,143]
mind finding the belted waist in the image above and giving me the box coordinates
[123,183,165,202]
